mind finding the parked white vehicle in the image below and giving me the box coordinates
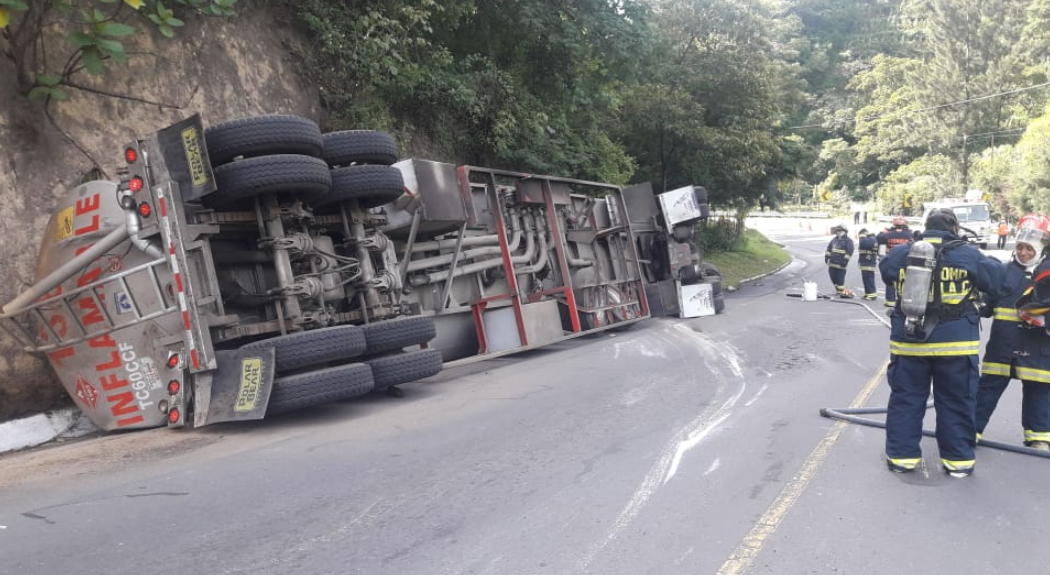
[919,191,993,248]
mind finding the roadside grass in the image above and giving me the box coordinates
[704,228,791,289]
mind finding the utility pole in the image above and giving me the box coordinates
[961,134,970,193]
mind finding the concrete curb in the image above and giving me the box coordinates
[0,408,98,455]
[735,259,793,287]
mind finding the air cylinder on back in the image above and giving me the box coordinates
[901,240,936,334]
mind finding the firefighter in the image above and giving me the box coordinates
[876,216,913,307]
[857,228,878,300]
[878,208,1005,477]
[975,215,1050,449]
[825,224,854,297]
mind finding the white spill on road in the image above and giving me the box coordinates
[575,323,749,574]
[704,458,722,476]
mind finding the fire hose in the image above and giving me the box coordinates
[787,285,1050,460]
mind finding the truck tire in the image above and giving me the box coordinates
[679,265,700,285]
[700,263,723,296]
[267,363,374,415]
[240,325,367,373]
[206,115,324,166]
[323,130,398,167]
[365,349,443,390]
[714,292,726,314]
[209,154,331,208]
[672,225,693,242]
[362,316,437,355]
[314,165,405,211]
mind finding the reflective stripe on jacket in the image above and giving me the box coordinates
[825,236,854,269]
[858,236,877,270]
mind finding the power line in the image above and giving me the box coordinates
[958,128,1026,140]
[785,81,1050,131]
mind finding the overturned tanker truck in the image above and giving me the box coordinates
[0,114,722,432]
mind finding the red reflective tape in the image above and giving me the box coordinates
[182,311,191,330]
[169,243,176,255]
[174,272,184,293]
[190,349,200,370]
[1036,270,1050,284]
[159,197,168,217]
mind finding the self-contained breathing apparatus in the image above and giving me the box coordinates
[898,239,970,341]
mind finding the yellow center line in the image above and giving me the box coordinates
[713,361,888,575]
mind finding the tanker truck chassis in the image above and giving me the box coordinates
[0,114,718,432]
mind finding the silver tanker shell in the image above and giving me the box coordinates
[34,180,183,430]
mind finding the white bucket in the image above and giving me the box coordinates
[802,281,818,301]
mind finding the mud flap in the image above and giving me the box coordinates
[645,279,680,317]
[194,348,276,426]
[153,114,217,201]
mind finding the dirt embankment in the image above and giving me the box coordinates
[0,6,321,422]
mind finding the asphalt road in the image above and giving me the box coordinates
[1,224,1047,575]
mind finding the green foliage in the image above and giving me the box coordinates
[1011,103,1050,215]
[876,154,961,214]
[615,0,801,210]
[796,0,1050,220]
[291,0,646,183]
[700,217,747,253]
[1,0,236,100]
[702,228,791,286]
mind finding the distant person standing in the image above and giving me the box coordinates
[876,216,913,307]
[997,221,1010,249]
[825,225,854,297]
[857,228,878,300]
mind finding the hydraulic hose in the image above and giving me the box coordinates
[798,287,1050,460]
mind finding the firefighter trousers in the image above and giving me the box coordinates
[886,354,978,465]
[861,269,876,296]
[828,267,847,291]
[975,370,1050,440]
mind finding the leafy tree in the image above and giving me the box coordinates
[617,0,799,212]
[291,0,646,183]
[970,144,1021,220]
[876,154,961,214]
[1,0,235,101]
[1011,102,1050,215]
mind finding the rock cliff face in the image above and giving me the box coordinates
[0,8,320,422]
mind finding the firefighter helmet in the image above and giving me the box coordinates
[892,216,908,227]
[924,208,959,233]
[1015,214,1050,252]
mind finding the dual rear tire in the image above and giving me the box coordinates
[239,316,442,416]
[204,115,403,210]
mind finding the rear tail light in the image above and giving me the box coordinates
[138,202,151,218]
[129,176,144,193]
[124,147,138,164]
[167,354,180,369]
[167,379,180,395]
[168,407,181,424]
